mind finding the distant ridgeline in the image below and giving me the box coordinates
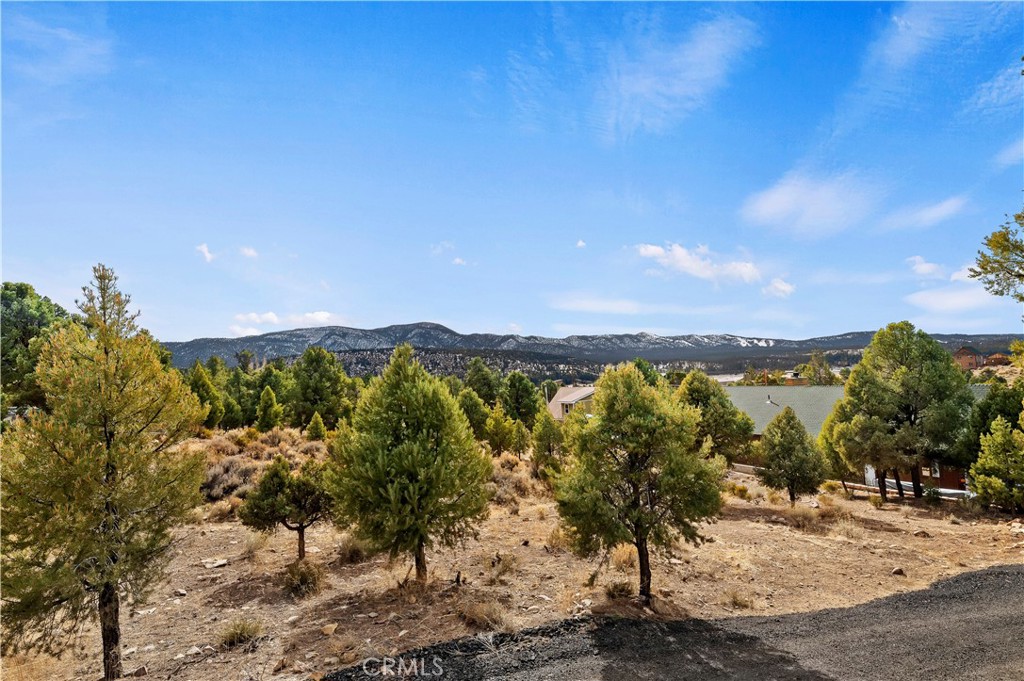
[162,322,1020,379]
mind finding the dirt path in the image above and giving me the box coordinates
[324,565,1024,680]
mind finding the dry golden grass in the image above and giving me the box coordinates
[242,530,270,559]
[767,490,785,505]
[604,580,634,599]
[547,525,569,552]
[724,588,753,609]
[832,518,865,540]
[458,600,512,631]
[284,559,326,598]
[611,544,638,572]
[219,618,265,648]
[486,553,519,585]
[1,655,58,681]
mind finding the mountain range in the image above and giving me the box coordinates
[163,322,1019,372]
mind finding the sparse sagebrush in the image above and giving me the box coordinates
[219,618,265,648]
[611,544,638,572]
[868,495,885,509]
[242,531,269,559]
[486,553,518,585]
[767,490,785,505]
[284,559,326,597]
[725,589,753,609]
[335,534,374,566]
[547,525,569,552]
[821,480,843,495]
[605,580,634,599]
[202,455,262,502]
[832,518,864,539]
[786,506,820,531]
[207,435,241,458]
[458,600,511,631]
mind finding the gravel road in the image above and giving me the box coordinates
[324,564,1024,681]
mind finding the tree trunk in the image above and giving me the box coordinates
[297,526,306,560]
[415,541,427,583]
[788,485,797,504]
[877,469,888,503]
[910,465,924,498]
[99,582,122,681]
[840,479,849,494]
[892,469,905,500]
[636,536,652,604]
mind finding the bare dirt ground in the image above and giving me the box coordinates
[5,468,1023,681]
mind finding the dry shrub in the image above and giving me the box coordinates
[868,495,885,509]
[202,455,262,501]
[185,506,206,525]
[817,504,845,522]
[242,531,269,559]
[226,427,261,448]
[604,580,634,600]
[207,497,243,522]
[497,452,521,472]
[487,553,518,585]
[335,535,374,566]
[490,466,533,505]
[821,480,843,495]
[299,440,328,460]
[832,518,864,540]
[508,503,520,516]
[459,600,510,631]
[817,494,836,508]
[284,559,326,598]
[767,490,785,505]
[547,525,569,552]
[725,589,753,609]
[534,506,547,521]
[786,506,820,531]
[219,618,265,648]
[207,435,241,458]
[611,544,637,572]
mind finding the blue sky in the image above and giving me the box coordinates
[3,2,1022,342]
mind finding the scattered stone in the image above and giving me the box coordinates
[142,645,156,652]
[669,558,684,565]
[123,646,138,657]
[581,599,592,607]
[174,588,188,597]
[134,608,156,617]
[367,612,379,618]
[891,567,906,576]
[202,645,216,654]
[130,665,148,677]
[308,546,322,554]
[186,645,203,656]
[324,657,340,665]
[202,558,228,569]
[321,623,338,636]
[287,615,301,624]
[273,658,289,673]
[305,652,318,660]
[398,629,408,638]
[173,654,185,660]
[913,530,931,538]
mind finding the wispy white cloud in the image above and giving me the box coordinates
[5,14,112,86]
[507,322,523,334]
[881,195,966,230]
[904,284,1001,315]
[235,311,280,324]
[906,256,945,279]
[576,239,587,248]
[229,325,262,337]
[240,246,259,258]
[740,171,881,238]
[636,243,760,283]
[429,241,454,256]
[550,291,728,316]
[598,13,759,142]
[995,137,1024,170]
[950,265,973,283]
[964,63,1022,116]
[287,311,346,326]
[452,257,466,266]
[761,278,795,299]
[196,243,215,263]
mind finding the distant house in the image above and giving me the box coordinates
[984,353,1011,367]
[723,385,990,492]
[953,347,984,371]
[547,385,595,421]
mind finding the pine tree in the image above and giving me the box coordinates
[464,356,501,407]
[457,387,489,440]
[501,371,541,429]
[531,407,563,481]
[189,361,224,428]
[256,385,284,432]
[757,406,826,504]
[290,346,353,429]
[0,265,205,680]
[674,370,754,462]
[327,345,490,582]
[485,401,515,456]
[557,364,724,603]
[306,411,327,441]
[238,457,332,559]
[511,419,531,459]
[969,414,1024,513]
